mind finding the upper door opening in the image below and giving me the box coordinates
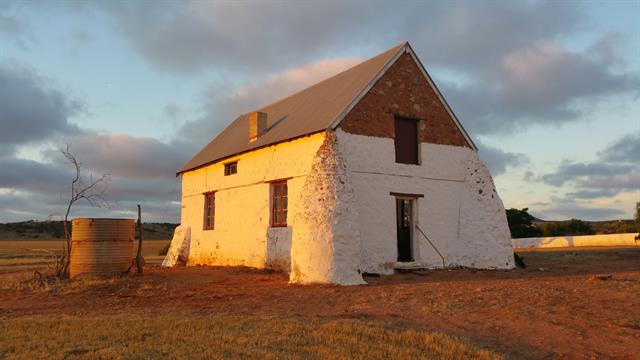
[394,116,419,165]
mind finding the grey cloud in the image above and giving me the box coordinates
[33,0,639,138]
[500,43,638,114]
[523,171,535,182]
[0,191,62,222]
[0,143,16,158]
[0,189,180,223]
[541,161,633,186]
[441,39,640,135]
[407,2,583,74]
[106,175,181,203]
[537,132,640,202]
[0,156,71,194]
[0,62,82,147]
[577,170,640,191]
[0,61,182,220]
[42,132,192,179]
[0,15,23,35]
[564,189,620,200]
[536,202,625,221]
[178,57,361,147]
[83,1,581,77]
[598,132,640,163]
[163,103,180,119]
[85,1,391,75]
[0,13,30,48]
[477,141,529,176]
[0,153,182,223]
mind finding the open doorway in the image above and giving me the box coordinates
[396,198,414,262]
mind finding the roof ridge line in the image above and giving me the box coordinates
[241,42,408,116]
[327,42,408,130]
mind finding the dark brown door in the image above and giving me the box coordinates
[396,198,414,262]
[394,116,419,164]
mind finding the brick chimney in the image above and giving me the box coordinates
[248,111,267,142]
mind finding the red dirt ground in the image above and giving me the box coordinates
[1,247,639,359]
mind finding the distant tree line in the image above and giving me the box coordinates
[505,207,639,239]
[0,220,178,240]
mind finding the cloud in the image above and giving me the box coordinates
[476,141,529,176]
[407,1,583,74]
[0,151,182,223]
[229,57,361,106]
[1,1,638,224]
[0,187,180,223]
[0,62,82,151]
[535,201,625,221]
[565,189,620,200]
[537,132,640,200]
[178,56,361,147]
[501,42,638,112]
[441,39,640,135]
[78,1,582,78]
[81,1,388,75]
[541,161,634,187]
[577,170,640,191]
[0,12,30,48]
[43,132,192,179]
[13,1,637,139]
[0,60,186,222]
[598,132,640,163]
[0,156,70,194]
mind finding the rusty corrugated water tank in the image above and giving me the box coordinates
[70,218,134,278]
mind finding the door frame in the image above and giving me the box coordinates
[392,192,423,263]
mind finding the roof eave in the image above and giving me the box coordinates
[176,130,328,176]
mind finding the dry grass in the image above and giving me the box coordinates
[0,315,503,360]
[0,271,167,295]
[0,239,170,293]
[0,239,170,273]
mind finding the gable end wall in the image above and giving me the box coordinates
[339,52,471,148]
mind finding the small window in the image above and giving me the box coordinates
[394,116,419,164]
[203,192,215,230]
[271,181,288,227]
[224,161,238,176]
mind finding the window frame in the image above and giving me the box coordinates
[270,180,288,227]
[394,115,421,165]
[224,161,238,176]
[203,191,216,230]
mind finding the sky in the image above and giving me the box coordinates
[0,0,638,223]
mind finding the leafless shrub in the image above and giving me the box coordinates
[54,145,111,278]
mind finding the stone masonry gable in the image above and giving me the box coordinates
[339,52,471,148]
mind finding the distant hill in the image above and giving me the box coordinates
[533,219,637,235]
[0,220,178,240]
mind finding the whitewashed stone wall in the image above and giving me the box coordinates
[290,132,365,285]
[180,132,326,269]
[180,127,514,283]
[456,154,515,269]
[336,129,514,274]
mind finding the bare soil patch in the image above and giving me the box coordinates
[1,247,639,359]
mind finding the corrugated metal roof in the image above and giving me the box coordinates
[177,42,406,174]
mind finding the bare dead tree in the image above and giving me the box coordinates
[57,145,111,278]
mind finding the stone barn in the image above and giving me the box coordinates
[175,42,515,285]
